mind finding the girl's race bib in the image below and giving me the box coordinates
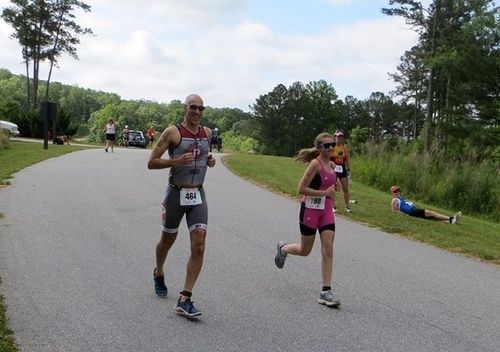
[305,196,326,210]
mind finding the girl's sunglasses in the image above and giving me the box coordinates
[317,142,335,149]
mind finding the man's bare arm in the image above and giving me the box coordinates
[147,126,195,169]
[391,198,405,214]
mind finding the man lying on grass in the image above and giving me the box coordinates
[390,186,461,224]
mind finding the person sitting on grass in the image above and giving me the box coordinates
[390,186,461,224]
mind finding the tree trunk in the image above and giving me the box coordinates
[24,46,31,108]
[424,0,441,153]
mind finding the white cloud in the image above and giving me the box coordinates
[0,0,418,110]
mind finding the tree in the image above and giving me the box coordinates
[2,0,93,110]
[383,0,499,157]
[251,80,342,156]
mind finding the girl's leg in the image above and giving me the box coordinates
[319,230,335,286]
[283,235,316,257]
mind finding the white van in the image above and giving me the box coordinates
[0,120,20,136]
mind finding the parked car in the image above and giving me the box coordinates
[128,130,147,148]
[0,120,20,136]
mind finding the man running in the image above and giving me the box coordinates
[148,94,216,317]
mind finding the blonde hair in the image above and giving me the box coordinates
[295,132,334,163]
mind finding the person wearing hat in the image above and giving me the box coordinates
[390,186,461,224]
[330,130,352,213]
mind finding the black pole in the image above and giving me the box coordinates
[42,102,49,150]
[41,102,57,149]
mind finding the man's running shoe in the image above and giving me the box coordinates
[274,241,287,269]
[345,207,352,213]
[153,269,168,298]
[175,297,202,317]
[318,290,340,308]
[451,211,462,224]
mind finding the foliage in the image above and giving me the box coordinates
[251,80,341,156]
[383,0,500,152]
[349,126,369,156]
[0,130,10,150]
[218,130,259,154]
[1,0,93,109]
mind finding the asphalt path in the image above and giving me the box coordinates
[0,148,499,352]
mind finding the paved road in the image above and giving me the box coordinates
[0,148,499,352]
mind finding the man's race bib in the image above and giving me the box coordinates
[180,188,202,206]
[305,196,326,210]
[334,165,343,173]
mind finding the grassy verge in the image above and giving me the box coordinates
[0,279,18,352]
[0,140,92,352]
[223,153,500,265]
[0,140,93,185]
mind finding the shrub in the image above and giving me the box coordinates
[220,131,259,154]
[0,130,10,150]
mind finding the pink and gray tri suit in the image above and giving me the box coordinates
[161,124,210,234]
[299,160,337,236]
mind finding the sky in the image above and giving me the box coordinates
[0,0,427,111]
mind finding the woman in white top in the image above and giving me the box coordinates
[103,118,117,152]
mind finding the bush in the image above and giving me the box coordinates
[0,130,10,150]
[219,131,259,153]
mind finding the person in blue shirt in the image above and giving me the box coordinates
[390,186,460,224]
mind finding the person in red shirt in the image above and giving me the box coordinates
[147,126,156,148]
[330,130,352,213]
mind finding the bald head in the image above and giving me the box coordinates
[184,94,203,105]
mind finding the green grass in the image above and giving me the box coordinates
[223,153,500,265]
[0,279,18,352]
[0,140,93,185]
[0,141,93,352]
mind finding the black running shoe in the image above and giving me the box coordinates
[153,269,167,298]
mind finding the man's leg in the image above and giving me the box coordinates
[424,210,451,221]
[155,231,177,276]
[154,231,177,297]
[183,229,206,293]
[175,229,206,316]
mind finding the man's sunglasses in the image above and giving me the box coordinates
[189,104,205,111]
[318,142,335,148]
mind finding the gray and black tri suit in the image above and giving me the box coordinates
[162,124,210,234]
